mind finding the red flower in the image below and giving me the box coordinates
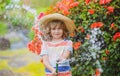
[73,42,81,50]
[104,6,114,14]
[77,26,85,33]
[90,22,104,29]
[88,9,95,14]
[113,32,120,41]
[105,50,109,55]
[95,68,101,76]
[90,22,98,28]
[97,22,104,27]
[27,39,42,55]
[69,32,75,37]
[110,23,118,31]
[53,6,59,12]
[27,40,35,53]
[28,12,45,55]
[38,31,44,36]
[99,0,112,5]
[85,0,91,5]
[37,12,45,19]
[110,23,115,28]
[63,8,71,15]
[107,6,114,13]
[27,28,43,55]
[69,2,79,8]
[55,0,79,15]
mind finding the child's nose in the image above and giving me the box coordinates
[54,29,59,32]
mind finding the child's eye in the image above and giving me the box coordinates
[51,28,55,30]
[57,28,62,30]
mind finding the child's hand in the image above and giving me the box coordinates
[57,57,66,63]
[51,69,57,76]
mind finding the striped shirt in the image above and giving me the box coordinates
[40,39,73,73]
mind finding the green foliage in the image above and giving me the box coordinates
[36,7,48,14]
[69,0,120,76]
[0,22,7,36]
[30,0,58,8]
[0,0,10,21]
[6,10,34,29]
[28,30,35,40]
[0,0,10,12]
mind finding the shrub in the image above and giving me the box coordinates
[45,0,120,75]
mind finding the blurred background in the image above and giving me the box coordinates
[0,0,58,76]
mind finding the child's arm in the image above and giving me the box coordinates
[61,50,71,59]
[43,55,57,75]
[59,40,73,62]
[59,50,71,62]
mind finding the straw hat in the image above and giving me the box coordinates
[39,13,76,33]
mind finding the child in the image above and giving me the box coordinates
[39,13,75,76]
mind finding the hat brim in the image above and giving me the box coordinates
[39,13,76,33]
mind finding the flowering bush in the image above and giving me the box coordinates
[28,0,120,76]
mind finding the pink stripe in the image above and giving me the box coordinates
[46,71,72,76]
[47,41,68,47]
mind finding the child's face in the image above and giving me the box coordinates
[51,25,63,40]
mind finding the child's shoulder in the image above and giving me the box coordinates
[64,39,73,43]
[64,39,73,46]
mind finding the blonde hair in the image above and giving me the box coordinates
[41,20,69,41]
